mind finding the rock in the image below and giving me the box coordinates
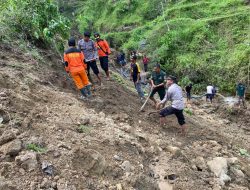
[116,183,123,190]
[2,139,22,156]
[41,161,54,176]
[0,110,10,124]
[30,182,37,190]
[240,162,250,178]
[207,157,231,185]
[230,167,245,178]
[54,176,60,182]
[207,157,228,177]
[53,150,61,158]
[51,182,57,189]
[139,164,144,170]
[40,178,52,189]
[121,160,134,172]
[212,184,222,190]
[0,177,17,190]
[194,156,207,171]
[147,146,161,156]
[135,143,145,154]
[72,148,106,175]
[154,173,160,179]
[19,168,25,175]
[136,133,148,143]
[227,157,238,165]
[166,146,180,155]
[114,155,123,161]
[99,112,105,118]
[220,173,231,184]
[57,178,76,190]
[58,143,71,150]
[0,131,16,145]
[79,116,90,125]
[228,184,249,190]
[15,152,38,171]
[114,113,129,121]
[121,124,132,133]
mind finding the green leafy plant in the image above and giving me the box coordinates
[74,0,250,94]
[0,0,70,47]
[77,125,92,134]
[27,143,47,153]
[184,109,193,116]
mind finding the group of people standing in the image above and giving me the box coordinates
[64,36,246,135]
[63,32,111,99]
[185,82,246,108]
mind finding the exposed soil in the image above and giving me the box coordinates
[0,45,249,190]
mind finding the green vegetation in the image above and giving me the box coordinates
[0,0,70,50]
[111,72,137,92]
[77,125,92,133]
[184,108,193,116]
[27,143,47,153]
[75,0,250,93]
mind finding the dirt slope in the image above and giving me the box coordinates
[0,45,249,190]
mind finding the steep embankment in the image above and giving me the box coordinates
[0,44,250,189]
[75,0,250,92]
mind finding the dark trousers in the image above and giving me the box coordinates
[144,64,148,72]
[160,106,185,126]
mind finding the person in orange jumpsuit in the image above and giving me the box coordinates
[64,38,91,98]
[94,32,111,80]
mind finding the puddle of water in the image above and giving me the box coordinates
[158,181,173,190]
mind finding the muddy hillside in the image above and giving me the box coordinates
[0,45,250,190]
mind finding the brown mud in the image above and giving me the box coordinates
[0,45,249,190]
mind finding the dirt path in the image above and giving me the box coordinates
[0,46,249,190]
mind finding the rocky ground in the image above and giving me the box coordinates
[0,45,249,190]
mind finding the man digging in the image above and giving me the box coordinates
[156,75,188,135]
[150,64,166,108]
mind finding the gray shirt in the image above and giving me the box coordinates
[78,39,98,62]
[160,83,184,110]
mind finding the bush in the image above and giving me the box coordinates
[74,0,249,93]
[0,0,70,47]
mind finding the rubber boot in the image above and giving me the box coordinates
[86,85,92,97]
[80,87,87,98]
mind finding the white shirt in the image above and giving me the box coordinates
[207,85,214,94]
[160,83,184,110]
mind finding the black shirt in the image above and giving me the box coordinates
[185,85,192,93]
[131,63,140,82]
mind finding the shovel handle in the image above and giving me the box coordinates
[139,88,154,111]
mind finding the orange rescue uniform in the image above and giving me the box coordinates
[64,48,89,89]
[95,40,111,57]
